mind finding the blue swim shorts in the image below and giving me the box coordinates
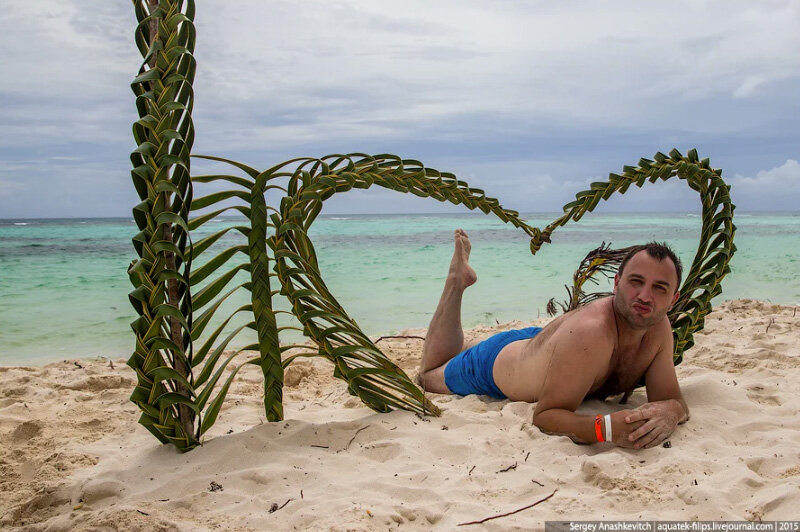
[444,327,543,399]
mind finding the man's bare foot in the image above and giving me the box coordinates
[448,229,477,289]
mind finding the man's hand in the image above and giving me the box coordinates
[623,400,686,449]
[608,410,645,448]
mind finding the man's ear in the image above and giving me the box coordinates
[613,273,619,293]
[670,290,680,307]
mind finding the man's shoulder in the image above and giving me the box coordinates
[560,299,615,335]
[550,302,616,350]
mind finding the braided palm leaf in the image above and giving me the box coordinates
[187,155,288,423]
[535,148,736,365]
[127,0,199,450]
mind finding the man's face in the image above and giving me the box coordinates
[613,251,680,330]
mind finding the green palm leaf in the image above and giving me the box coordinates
[128,0,199,451]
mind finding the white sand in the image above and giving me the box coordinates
[1,299,799,531]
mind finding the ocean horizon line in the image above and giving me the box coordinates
[2,210,799,223]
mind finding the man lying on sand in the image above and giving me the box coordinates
[418,229,689,449]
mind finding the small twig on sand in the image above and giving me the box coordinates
[525,452,530,462]
[279,499,293,510]
[531,480,544,487]
[269,499,294,513]
[374,335,425,343]
[346,426,369,450]
[73,362,83,369]
[496,462,517,473]
[310,444,329,449]
[300,489,304,500]
[793,307,797,318]
[457,489,557,526]
[137,509,149,516]
[766,317,775,334]
[109,359,115,370]
[468,465,476,477]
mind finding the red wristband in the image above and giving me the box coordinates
[594,415,605,442]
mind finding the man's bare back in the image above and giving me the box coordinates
[419,229,690,448]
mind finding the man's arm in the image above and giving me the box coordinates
[624,324,689,449]
[531,323,642,446]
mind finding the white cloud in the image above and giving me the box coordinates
[729,160,800,210]
[732,159,800,187]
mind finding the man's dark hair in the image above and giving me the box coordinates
[617,242,683,291]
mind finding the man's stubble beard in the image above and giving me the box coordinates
[612,294,665,331]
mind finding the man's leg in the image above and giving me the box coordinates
[418,229,477,394]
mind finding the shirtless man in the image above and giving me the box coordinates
[418,229,689,448]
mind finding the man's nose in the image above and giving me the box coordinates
[638,285,654,303]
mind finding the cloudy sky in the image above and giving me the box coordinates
[1,0,798,218]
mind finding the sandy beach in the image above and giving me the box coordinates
[1,299,798,531]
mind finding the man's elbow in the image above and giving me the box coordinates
[531,410,554,436]
[531,408,552,431]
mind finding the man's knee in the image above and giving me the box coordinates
[417,366,450,395]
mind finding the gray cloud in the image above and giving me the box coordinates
[0,0,798,218]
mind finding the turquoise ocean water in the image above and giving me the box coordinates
[1,212,798,366]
